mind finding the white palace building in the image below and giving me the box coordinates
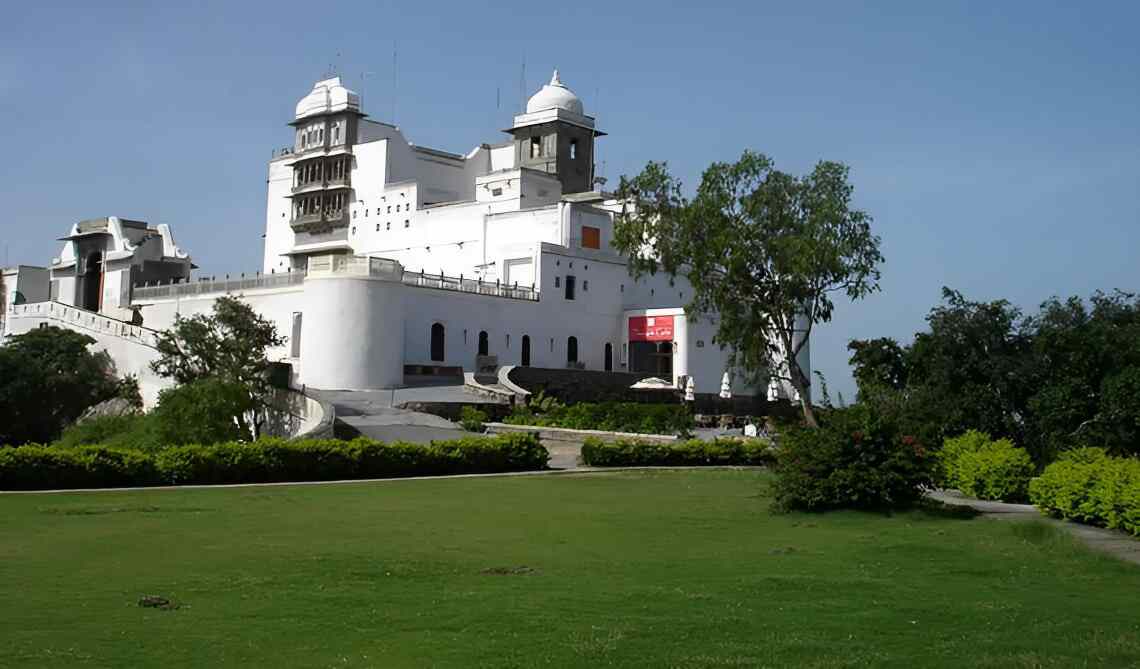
[2,72,809,407]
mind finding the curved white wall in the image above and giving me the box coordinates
[300,276,404,389]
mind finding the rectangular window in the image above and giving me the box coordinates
[491,187,503,196]
[570,139,577,160]
[581,226,601,249]
[554,276,560,288]
[530,136,541,158]
[290,312,303,358]
[565,275,576,300]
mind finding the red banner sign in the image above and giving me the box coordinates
[629,315,674,342]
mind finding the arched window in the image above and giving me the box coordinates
[521,335,531,367]
[430,323,445,362]
[604,343,613,371]
[567,336,578,365]
[478,330,489,356]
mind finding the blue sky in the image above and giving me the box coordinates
[2,1,1137,400]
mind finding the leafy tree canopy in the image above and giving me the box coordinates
[614,150,883,426]
[151,296,285,437]
[0,326,120,445]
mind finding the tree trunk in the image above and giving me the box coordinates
[788,360,819,428]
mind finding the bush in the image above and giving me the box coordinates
[150,378,255,446]
[937,430,992,486]
[939,430,1035,502]
[955,441,1035,502]
[0,433,548,490]
[1029,450,1140,536]
[772,404,933,512]
[581,436,775,467]
[54,415,158,451]
[459,406,488,432]
[504,401,693,435]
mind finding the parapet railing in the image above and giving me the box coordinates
[7,301,160,348]
[132,271,306,301]
[401,270,539,302]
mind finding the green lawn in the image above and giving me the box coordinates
[2,470,1138,668]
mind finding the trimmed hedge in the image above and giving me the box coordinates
[1029,448,1140,536]
[505,401,693,435]
[0,433,548,491]
[581,436,775,467]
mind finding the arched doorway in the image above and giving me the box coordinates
[521,335,531,367]
[478,330,489,356]
[430,323,445,361]
[567,336,578,365]
[604,343,613,371]
[81,251,102,311]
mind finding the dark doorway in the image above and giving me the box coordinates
[567,336,578,365]
[478,330,489,356]
[81,252,102,311]
[521,335,531,367]
[630,341,674,376]
[430,323,445,361]
[604,343,613,371]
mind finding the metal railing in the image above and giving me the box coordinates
[401,270,539,301]
[7,301,160,347]
[132,271,306,301]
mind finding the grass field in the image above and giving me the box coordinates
[2,469,1139,668]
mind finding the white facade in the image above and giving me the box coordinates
[3,71,808,405]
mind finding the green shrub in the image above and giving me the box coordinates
[150,378,255,446]
[938,429,992,487]
[54,415,158,451]
[581,436,775,467]
[938,430,1034,502]
[1030,450,1140,536]
[459,406,488,432]
[504,401,692,435]
[0,433,548,490]
[772,404,934,512]
[955,441,1035,502]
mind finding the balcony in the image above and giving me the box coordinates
[290,175,351,195]
[290,210,349,233]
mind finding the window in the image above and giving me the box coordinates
[554,276,561,288]
[583,280,588,292]
[505,334,510,349]
[430,323,445,362]
[570,139,577,160]
[404,219,410,228]
[564,275,576,300]
[581,225,601,249]
[386,222,390,230]
[334,125,341,143]
[604,342,613,371]
[530,136,541,158]
[478,330,489,356]
[375,224,380,231]
[567,336,578,365]
[521,335,531,366]
[387,205,392,213]
[290,313,303,358]
[491,188,502,196]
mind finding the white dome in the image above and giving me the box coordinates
[295,76,361,120]
[525,70,584,115]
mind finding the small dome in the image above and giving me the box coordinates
[526,70,584,115]
[295,76,361,120]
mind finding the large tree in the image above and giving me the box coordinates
[613,151,883,426]
[151,296,285,438]
[0,326,120,444]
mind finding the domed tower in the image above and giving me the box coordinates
[288,77,363,242]
[506,70,605,194]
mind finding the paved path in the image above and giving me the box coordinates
[312,385,500,443]
[929,490,1140,566]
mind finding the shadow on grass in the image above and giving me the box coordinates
[913,498,983,521]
